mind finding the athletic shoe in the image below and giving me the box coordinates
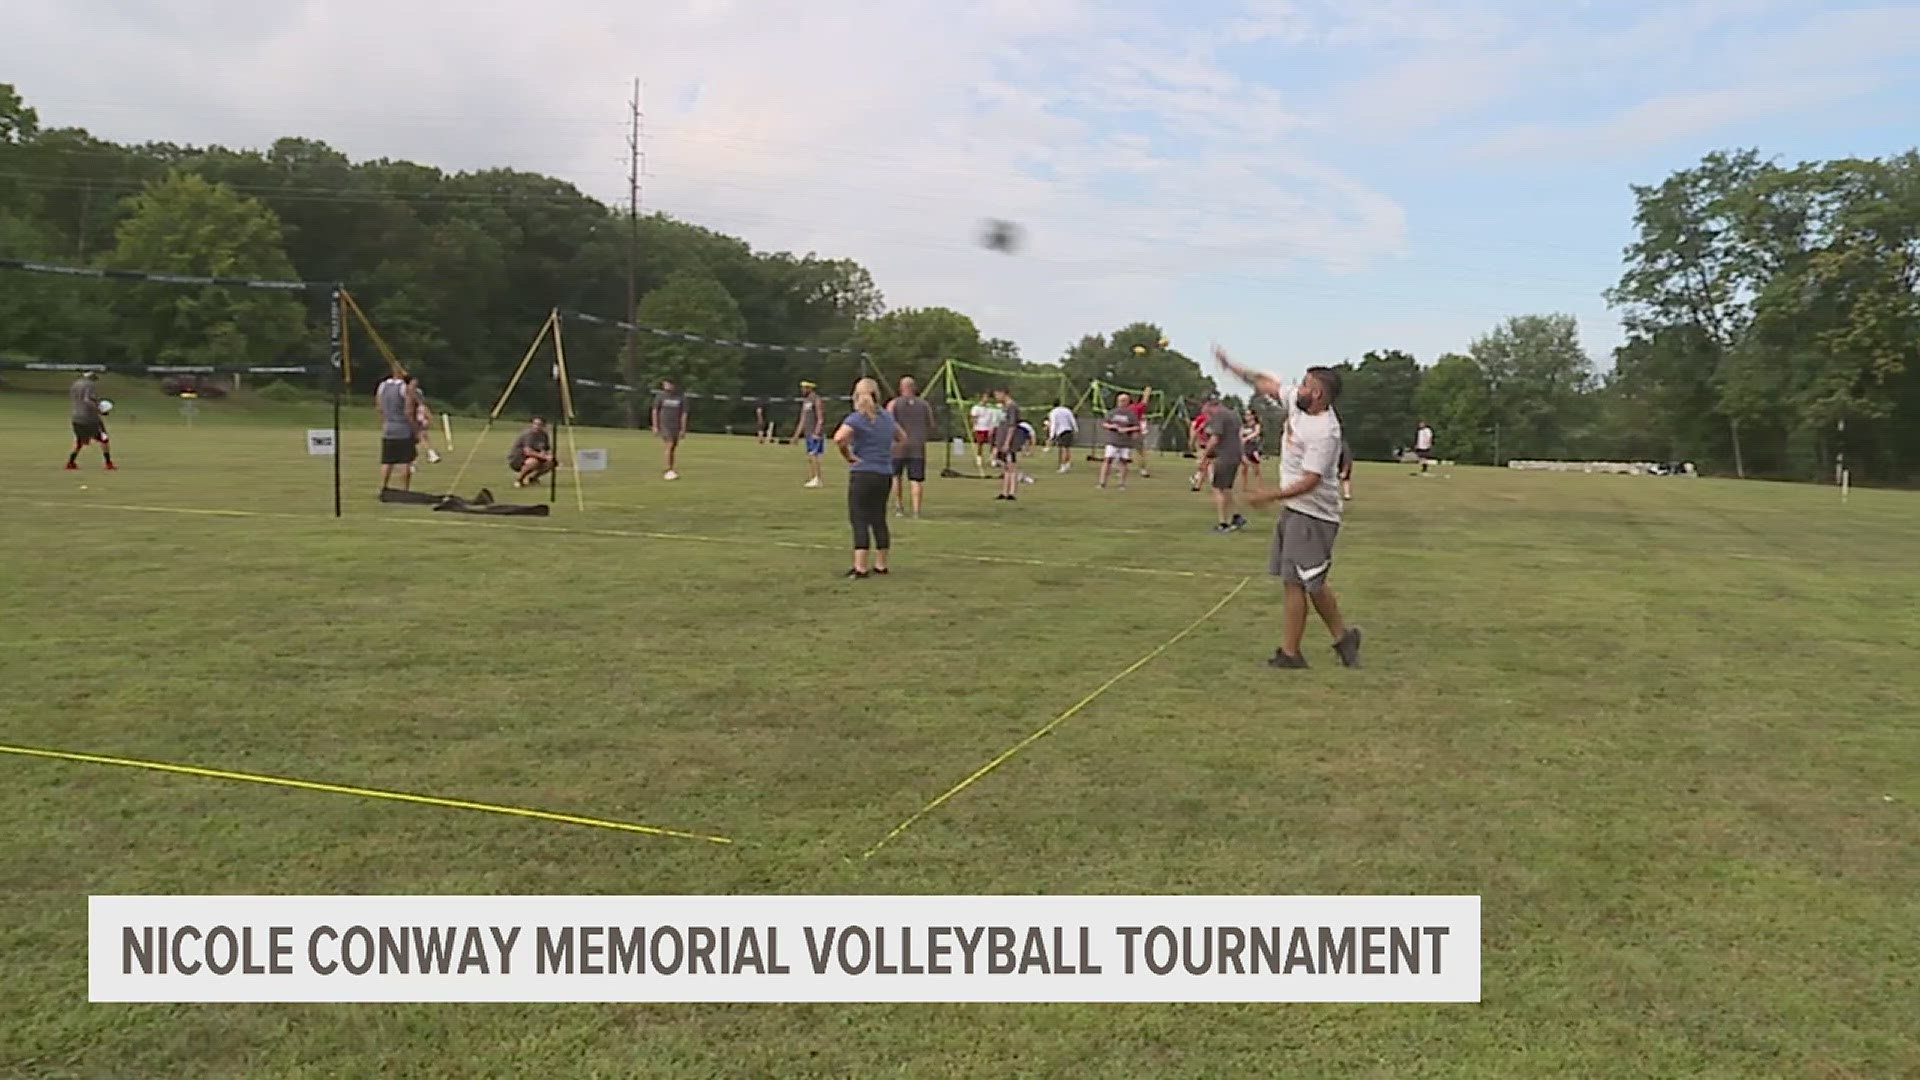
[64,462,78,471]
[804,478,822,489]
[664,470,679,480]
[1058,465,1070,474]
[1020,475,1035,484]
[1267,650,1309,670]
[1212,523,1234,534]
[873,567,890,576]
[104,462,118,471]
[844,568,869,580]
[427,450,442,464]
[1231,514,1248,529]
[1332,628,1363,669]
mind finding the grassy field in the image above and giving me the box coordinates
[2,373,1917,1078]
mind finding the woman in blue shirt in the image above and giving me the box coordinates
[833,378,906,579]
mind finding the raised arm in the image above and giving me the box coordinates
[1212,345,1288,401]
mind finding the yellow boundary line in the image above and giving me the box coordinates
[0,743,734,846]
[861,575,1252,860]
[36,500,1233,580]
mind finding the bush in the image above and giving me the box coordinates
[253,380,330,405]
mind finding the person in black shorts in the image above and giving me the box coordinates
[1201,398,1248,533]
[65,372,116,471]
[375,373,419,491]
[886,376,934,518]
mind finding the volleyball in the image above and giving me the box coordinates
[99,399,114,414]
[980,219,1023,253]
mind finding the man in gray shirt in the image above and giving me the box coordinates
[887,376,935,518]
[992,388,1023,501]
[376,373,420,491]
[1201,398,1248,534]
[65,371,116,471]
[508,417,556,488]
[1217,347,1362,671]
[1097,393,1140,490]
[652,379,688,481]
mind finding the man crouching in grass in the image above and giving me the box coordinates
[1216,347,1363,670]
[508,416,557,488]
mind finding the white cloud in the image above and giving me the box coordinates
[4,0,1411,362]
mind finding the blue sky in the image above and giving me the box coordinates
[9,0,1920,372]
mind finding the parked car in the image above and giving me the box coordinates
[160,374,228,398]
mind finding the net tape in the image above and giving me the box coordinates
[565,311,871,359]
[0,258,328,292]
[0,359,330,376]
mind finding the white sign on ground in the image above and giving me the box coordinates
[575,449,608,472]
[306,430,336,456]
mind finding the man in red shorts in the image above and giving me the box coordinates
[1128,388,1152,477]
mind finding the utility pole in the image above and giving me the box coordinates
[622,78,645,427]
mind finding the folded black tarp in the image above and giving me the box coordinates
[432,496,549,516]
[379,487,550,516]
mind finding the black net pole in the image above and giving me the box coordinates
[329,285,344,518]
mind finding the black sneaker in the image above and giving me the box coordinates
[1267,650,1309,669]
[1231,513,1247,529]
[845,569,869,580]
[1212,522,1234,534]
[1332,627,1363,668]
[873,567,890,576]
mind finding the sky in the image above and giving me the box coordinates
[8,0,1920,372]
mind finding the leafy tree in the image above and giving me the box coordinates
[1336,349,1422,458]
[1058,322,1212,406]
[0,83,37,143]
[854,307,983,391]
[1469,314,1594,460]
[633,270,748,413]
[1412,353,1495,462]
[1609,150,1794,476]
[102,172,307,367]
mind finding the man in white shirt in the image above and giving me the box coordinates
[968,393,1000,476]
[1047,401,1078,473]
[1215,344,1363,670]
[1413,421,1435,475]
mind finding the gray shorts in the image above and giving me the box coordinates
[1268,508,1339,592]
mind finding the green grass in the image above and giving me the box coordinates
[2,375,1917,1078]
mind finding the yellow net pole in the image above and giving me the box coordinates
[340,290,407,378]
[447,312,554,495]
[551,312,586,513]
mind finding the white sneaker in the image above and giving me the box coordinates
[804,478,822,489]
[664,470,678,481]
[1058,465,1070,474]
[1021,475,1035,484]
[427,449,442,464]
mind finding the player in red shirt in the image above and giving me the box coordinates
[1127,388,1152,477]
[1189,403,1213,491]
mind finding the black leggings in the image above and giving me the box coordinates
[848,471,892,551]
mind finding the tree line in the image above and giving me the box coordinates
[2,84,1915,479]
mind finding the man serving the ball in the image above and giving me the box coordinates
[1216,345,1363,670]
[64,371,116,471]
